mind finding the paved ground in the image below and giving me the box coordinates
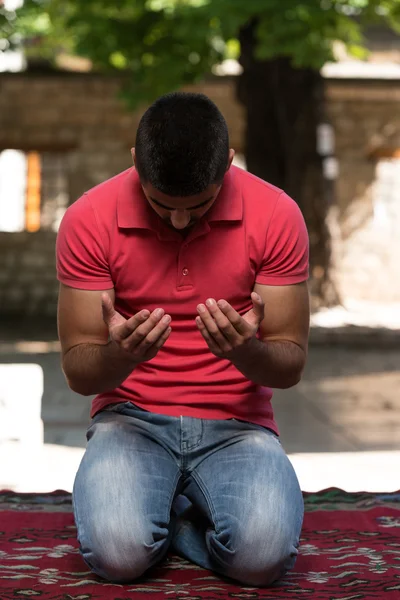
[1,319,399,493]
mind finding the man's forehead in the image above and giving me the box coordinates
[149,195,215,211]
[142,183,219,211]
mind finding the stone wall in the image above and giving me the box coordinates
[1,72,400,315]
[0,231,57,316]
[326,81,400,302]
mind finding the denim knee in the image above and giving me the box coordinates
[79,523,170,583]
[206,522,300,587]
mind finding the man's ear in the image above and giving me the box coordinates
[131,148,136,165]
[226,148,235,171]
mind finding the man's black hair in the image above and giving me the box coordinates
[134,92,230,196]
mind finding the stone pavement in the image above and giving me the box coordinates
[0,317,399,493]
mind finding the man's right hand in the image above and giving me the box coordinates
[101,293,172,363]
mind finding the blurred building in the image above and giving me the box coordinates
[0,25,400,316]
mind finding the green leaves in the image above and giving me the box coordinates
[3,0,400,104]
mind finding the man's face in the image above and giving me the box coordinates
[140,181,222,233]
[132,148,235,234]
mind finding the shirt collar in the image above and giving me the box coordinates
[117,166,243,230]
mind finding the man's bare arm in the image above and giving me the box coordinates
[229,282,310,388]
[58,284,171,395]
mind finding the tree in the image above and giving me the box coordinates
[2,0,400,304]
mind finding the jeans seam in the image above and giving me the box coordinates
[186,420,204,452]
[190,469,221,535]
[165,470,184,526]
[72,483,85,554]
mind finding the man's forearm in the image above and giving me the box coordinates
[62,341,139,396]
[229,337,307,388]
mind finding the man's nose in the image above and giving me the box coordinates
[170,209,191,229]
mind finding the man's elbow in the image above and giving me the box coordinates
[62,368,95,396]
[66,377,95,396]
[279,374,301,389]
[275,366,304,389]
[282,348,307,388]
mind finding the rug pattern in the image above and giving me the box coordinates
[0,488,399,599]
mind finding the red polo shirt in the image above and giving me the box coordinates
[56,166,309,434]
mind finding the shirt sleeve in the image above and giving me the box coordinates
[56,194,114,290]
[255,191,309,286]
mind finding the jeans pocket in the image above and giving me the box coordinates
[101,402,130,413]
[86,402,132,440]
[230,418,281,444]
[102,401,148,416]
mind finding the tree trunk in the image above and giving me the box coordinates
[237,19,339,307]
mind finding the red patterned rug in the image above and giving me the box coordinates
[0,488,399,599]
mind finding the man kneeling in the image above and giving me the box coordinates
[56,92,309,587]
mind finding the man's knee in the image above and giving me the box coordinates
[207,521,300,587]
[230,549,298,587]
[83,548,147,583]
[79,524,170,583]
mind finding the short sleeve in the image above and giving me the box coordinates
[255,192,309,285]
[56,194,113,290]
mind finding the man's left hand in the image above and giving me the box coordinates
[195,293,265,360]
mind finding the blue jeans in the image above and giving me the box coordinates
[73,401,304,587]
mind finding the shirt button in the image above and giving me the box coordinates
[182,268,189,276]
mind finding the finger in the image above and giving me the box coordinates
[202,298,244,342]
[101,293,126,330]
[251,292,265,320]
[123,309,168,351]
[151,326,172,351]
[215,299,250,336]
[196,315,231,356]
[197,303,233,352]
[196,316,224,356]
[101,293,114,324]
[121,307,162,342]
[209,301,243,344]
[135,313,172,350]
[115,309,151,340]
